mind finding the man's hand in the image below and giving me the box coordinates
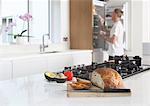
[99,15,105,25]
[100,31,106,35]
[100,31,117,44]
[100,31,107,40]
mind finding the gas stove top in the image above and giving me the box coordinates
[63,56,150,80]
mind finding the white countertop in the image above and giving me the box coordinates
[0,70,150,106]
[0,49,92,60]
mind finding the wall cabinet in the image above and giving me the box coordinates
[0,60,12,80]
[70,0,93,49]
[70,0,129,50]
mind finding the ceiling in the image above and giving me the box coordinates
[94,0,128,7]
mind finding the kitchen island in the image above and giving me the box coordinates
[0,70,150,106]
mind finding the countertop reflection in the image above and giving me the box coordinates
[0,69,150,105]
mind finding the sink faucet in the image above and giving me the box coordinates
[40,34,50,52]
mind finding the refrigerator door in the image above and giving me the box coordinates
[93,5,108,50]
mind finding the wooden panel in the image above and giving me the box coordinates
[70,0,93,49]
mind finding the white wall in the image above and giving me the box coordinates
[29,0,49,39]
[126,0,143,57]
[0,0,70,50]
[0,0,28,44]
[142,0,150,42]
[0,0,2,26]
[142,0,150,55]
[60,0,70,49]
[0,1,1,16]
[50,0,70,44]
[1,0,27,17]
[51,0,61,43]
[60,0,70,42]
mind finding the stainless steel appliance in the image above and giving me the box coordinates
[63,56,150,80]
[92,0,129,63]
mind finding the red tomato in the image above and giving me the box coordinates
[64,71,73,81]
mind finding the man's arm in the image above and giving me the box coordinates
[101,33,117,44]
[105,35,117,44]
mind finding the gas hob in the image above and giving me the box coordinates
[63,56,150,80]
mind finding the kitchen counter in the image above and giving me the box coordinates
[0,49,92,60]
[0,49,92,80]
[0,70,150,106]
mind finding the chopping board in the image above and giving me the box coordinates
[67,84,131,97]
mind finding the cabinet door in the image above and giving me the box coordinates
[72,51,92,65]
[12,57,47,78]
[0,60,12,80]
[70,0,93,49]
[47,54,73,72]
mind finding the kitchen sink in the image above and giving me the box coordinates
[40,51,61,54]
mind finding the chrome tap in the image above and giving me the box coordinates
[40,34,50,52]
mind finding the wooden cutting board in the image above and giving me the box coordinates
[67,84,131,97]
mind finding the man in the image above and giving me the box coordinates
[101,8,124,60]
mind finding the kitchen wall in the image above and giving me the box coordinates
[126,0,143,57]
[0,1,1,16]
[142,0,150,55]
[0,0,70,51]
[0,1,1,34]
[0,0,145,56]
[142,0,150,42]
[0,43,69,55]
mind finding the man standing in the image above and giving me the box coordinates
[101,8,124,60]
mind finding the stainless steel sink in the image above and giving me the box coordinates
[40,51,61,54]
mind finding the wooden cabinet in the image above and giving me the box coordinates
[70,0,93,49]
[70,0,133,56]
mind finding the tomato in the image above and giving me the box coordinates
[64,71,73,81]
